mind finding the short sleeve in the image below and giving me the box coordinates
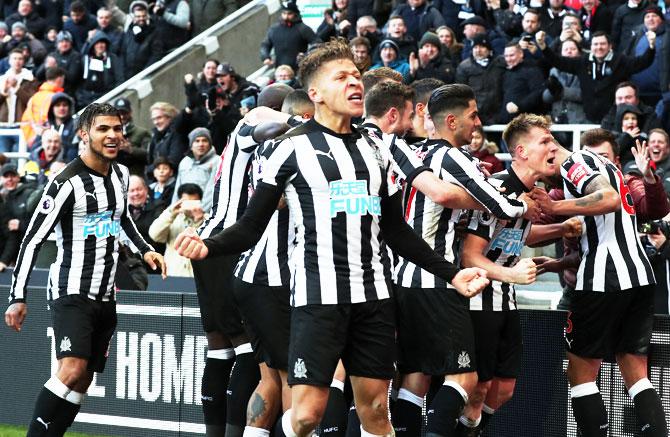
[560,153,599,195]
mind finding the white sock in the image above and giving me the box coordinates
[459,414,481,428]
[628,378,654,399]
[397,388,423,407]
[234,343,254,355]
[331,378,345,392]
[207,348,235,359]
[360,425,393,437]
[570,382,600,398]
[443,380,469,404]
[482,404,495,415]
[243,426,270,437]
[44,376,85,405]
[281,409,298,437]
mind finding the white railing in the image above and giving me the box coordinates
[0,126,29,169]
[486,123,601,161]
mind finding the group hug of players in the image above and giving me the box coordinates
[5,37,668,437]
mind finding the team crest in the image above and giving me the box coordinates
[294,358,307,378]
[60,336,72,352]
[457,351,471,368]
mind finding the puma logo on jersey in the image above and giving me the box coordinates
[85,191,98,201]
[314,149,335,161]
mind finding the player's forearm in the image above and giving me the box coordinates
[462,251,514,283]
[526,223,565,246]
[550,189,620,216]
[417,174,484,211]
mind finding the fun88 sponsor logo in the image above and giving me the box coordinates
[489,228,524,256]
[329,180,381,218]
[83,211,121,238]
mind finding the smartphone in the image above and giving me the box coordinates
[522,35,533,42]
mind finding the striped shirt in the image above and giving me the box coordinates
[9,158,153,303]
[258,118,398,306]
[467,168,532,311]
[396,140,526,289]
[562,150,654,291]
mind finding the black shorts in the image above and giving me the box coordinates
[565,285,654,358]
[396,286,476,376]
[51,294,116,373]
[233,278,290,370]
[192,254,245,337]
[287,299,396,387]
[470,310,522,382]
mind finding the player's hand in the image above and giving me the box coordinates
[647,229,667,249]
[5,302,27,332]
[529,187,555,214]
[519,192,541,222]
[532,256,562,274]
[174,227,209,260]
[452,267,489,298]
[561,217,582,238]
[509,258,536,284]
[478,160,493,177]
[144,251,167,279]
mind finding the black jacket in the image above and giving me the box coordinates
[6,11,47,39]
[75,31,124,108]
[542,45,655,122]
[456,56,506,125]
[2,180,36,233]
[121,21,157,80]
[601,100,661,133]
[260,16,319,69]
[612,1,647,51]
[0,196,20,266]
[147,117,189,176]
[498,60,545,123]
[389,2,445,42]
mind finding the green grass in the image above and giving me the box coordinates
[0,424,111,437]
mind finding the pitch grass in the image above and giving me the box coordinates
[0,424,111,436]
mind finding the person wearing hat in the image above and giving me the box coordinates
[0,49,37,152]
[460,15,506,61]
[5,0,47,40]
[260,0,319,70]
[456,33,506,125]
[5,21,47,63]
[149,156,176,203]
[121,0,157,80]
[370,39,411,82]
[409,31,455,83]
[76,30,124,109]
[33,30,81,96]
[171,127,218,211]
[612,0,650,52]
[389,0,445,42]
[624,6,669,106]
[30,92,77,161]
[114,97,152,174]
[214,62,261,113]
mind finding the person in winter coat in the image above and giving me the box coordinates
[75,30,124,108]
[120,0,157,80]
[6,0,47,40]
[389,0,445,42]
[146,101,188,178]
[30,92,77,161]
[260,0,319,70]
[33,31,82,95]
[370,39,411,82]
[468,126,504,174]
[20,66,65,147]
[317,0,351,41]
[612,0,648,51]
[0,190,20,271]
[409,31,454,83]
[213,62,260,111]
[615,103,648,164]
[196,58,218,94]
[152,0,191,58]
[384,15,417,61]
[171,127,218,211]
[460,15,507,61]
[543,38,589,124]
[23,129,63,184]
[149,156,176,203]
[455,33,505,125]
[537,29,656,123]
[497,42,545,124]
[0,48,37,152]
[601,81,661,133]
[113,97,151,175]
[62,1,97,51]
[0,163,37,236]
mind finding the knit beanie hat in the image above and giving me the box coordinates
[419,32,441,49]
[189,127,212,146]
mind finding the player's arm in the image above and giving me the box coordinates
[526,217,582,246]
[412,171,486,211]
[380,191,489,297]
[461,232,536,285]
[6,179,74,331]
[532,175,620,216]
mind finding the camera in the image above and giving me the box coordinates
[639,220,670,237]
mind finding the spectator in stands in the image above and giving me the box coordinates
[553,13,586,51]
[34,31,81,95]
[601,81,661,133]
[90,7,123,55]
[468,125,504,174]
[537,30,656,123]
[273,64,300,88]
[390,0,445,42]
[147,101,188,175]
[0,185,20,270]
[543,38,589,124]
[385,15,416,60]
[409,31,455,83]
[0,162,35,236]
[0,49,36,152]
[625,128,670,193]
[460,15,506,61]
[612,0,647,52]
[149,183,207,277]
[578,0,612,43]
[345,0,380,39]
[5,22,46,64]
[120,1,157,80]
[197,58,219,94]
[63,1,97,51]
[76,31,123,108]
[39,0,67,33]
[113,97,151,174]
[354,15,382,54]
[172,127,217,210]
[350,36,373,72]
[152,0,191,59]
[20,66,64,147]
[317,0,351,41]
[0,22,10,56]
[497,42,545,123]
[23,129,62,183]
[149,156,176,203]
[625,7,668,107]
[128,173,166,256]
[518,8,550,60]
[541,0,572,39]
[42,27,59,56]
[260,0,319,70]
[432,0,486,34]
[30,92,76,161]
[456,33,505,125]
[436,25,462,64]
[214,62,260,111]
[6,0,47,40]
[370,39,411,82]
[615,104,648,164]
[191,0,241,36]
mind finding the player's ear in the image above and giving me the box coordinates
[307,87,323,104]
[78,129,88,145]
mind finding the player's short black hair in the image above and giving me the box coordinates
[77,103,121,132]
[427,84,475,127]
[411,78,444,107]
[177,183,203,199]
[362,67,402,94]
[581,128,620,157]
[364,81,414,118]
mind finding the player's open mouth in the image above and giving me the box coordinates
[547,157,555,165]
[104,143,118,149]
[348,93,362,102]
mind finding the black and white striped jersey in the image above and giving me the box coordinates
[561,149,654,291]
[257,118,397,307]
[198,120,257,238]
[396,139,527,289]
[234,139,295,287]
[9,158,153,303]
[467,167,532,311]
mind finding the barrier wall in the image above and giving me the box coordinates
[1,270,669,436]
